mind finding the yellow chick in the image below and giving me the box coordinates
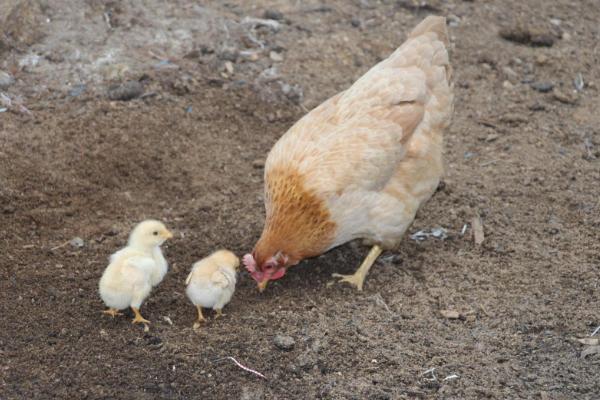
[99,220,173,324]
[185,250,239,326]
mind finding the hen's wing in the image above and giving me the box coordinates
[265,16,450,195]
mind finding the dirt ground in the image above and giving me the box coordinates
[1,0,599,399]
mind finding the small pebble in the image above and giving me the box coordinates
[0,71,15,90]
[499,26,554,47]
[263,9,284,20]
[573,73,584,91]
[440,310,460,319]
[69,84,86,97]
[280,83,303,104]
[218,46,239,62]
[530,82,554,93]
[274,335,295,351]
[70,237,85,248]
[447,14,460,28]
[252,159,265,169]
[107,81,144,101]
[240,50,260,61]
[105,226,119,236]
[535,54,549,65]
[553,89,578,105]
[269,51,284,62]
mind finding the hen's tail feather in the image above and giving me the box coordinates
[408,16,449,47]
[406,16,452,81]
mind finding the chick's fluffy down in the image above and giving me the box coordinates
[185,250,239,310]
[99,249,155,310]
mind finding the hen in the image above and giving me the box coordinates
[244,16,453,291]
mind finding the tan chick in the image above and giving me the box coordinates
[99,220,173,324]
[185,250,239,326]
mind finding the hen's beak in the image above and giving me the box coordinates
[163,230,174,240]
[257,280,268,293]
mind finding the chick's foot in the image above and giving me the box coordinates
[102,308,123,318]
[131,307,150,324]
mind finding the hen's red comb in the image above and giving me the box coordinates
[242,253,257,273]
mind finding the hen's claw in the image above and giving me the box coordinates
[332,272,365,291]
[332,245,383,292]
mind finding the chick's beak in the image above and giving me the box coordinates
[163,230,174,240]
[257,280,268,293]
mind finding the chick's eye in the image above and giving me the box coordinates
[153,231,159,236]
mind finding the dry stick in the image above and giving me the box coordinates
[370,293,392,314]
[443,374,459,381]
[591,325,600,337]
[214,357,267,380]
[480,159,500,167]
[50,240,71,251]
[472,215,485,245]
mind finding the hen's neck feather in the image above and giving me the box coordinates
[254,167,336,265]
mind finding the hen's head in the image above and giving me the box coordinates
[243,251,289,292]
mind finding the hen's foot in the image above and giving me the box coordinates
[332,245,383,291]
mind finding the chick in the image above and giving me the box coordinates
[185,250,239,326]
[99,220,173,324]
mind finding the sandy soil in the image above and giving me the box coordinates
[1,0,599,399]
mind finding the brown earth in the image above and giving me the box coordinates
[1,0,599,399]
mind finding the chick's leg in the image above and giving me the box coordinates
[214,309,226,319]
[196,305,206,323]
[332,245,383,291]
[102,308,123,318]
[131,307,150,324]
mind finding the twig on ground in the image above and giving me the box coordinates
[50,240,70,251]
[213,357,267,380]
[369,293,392,314]
[421,367,437,381]
[472,215,484,245]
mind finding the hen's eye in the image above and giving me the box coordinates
[153,231,159,236]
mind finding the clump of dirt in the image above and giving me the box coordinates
[1,0,599,399]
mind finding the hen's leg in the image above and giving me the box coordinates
[214,309,226,319]
[332,245,382,291]
[131,307,150,324]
